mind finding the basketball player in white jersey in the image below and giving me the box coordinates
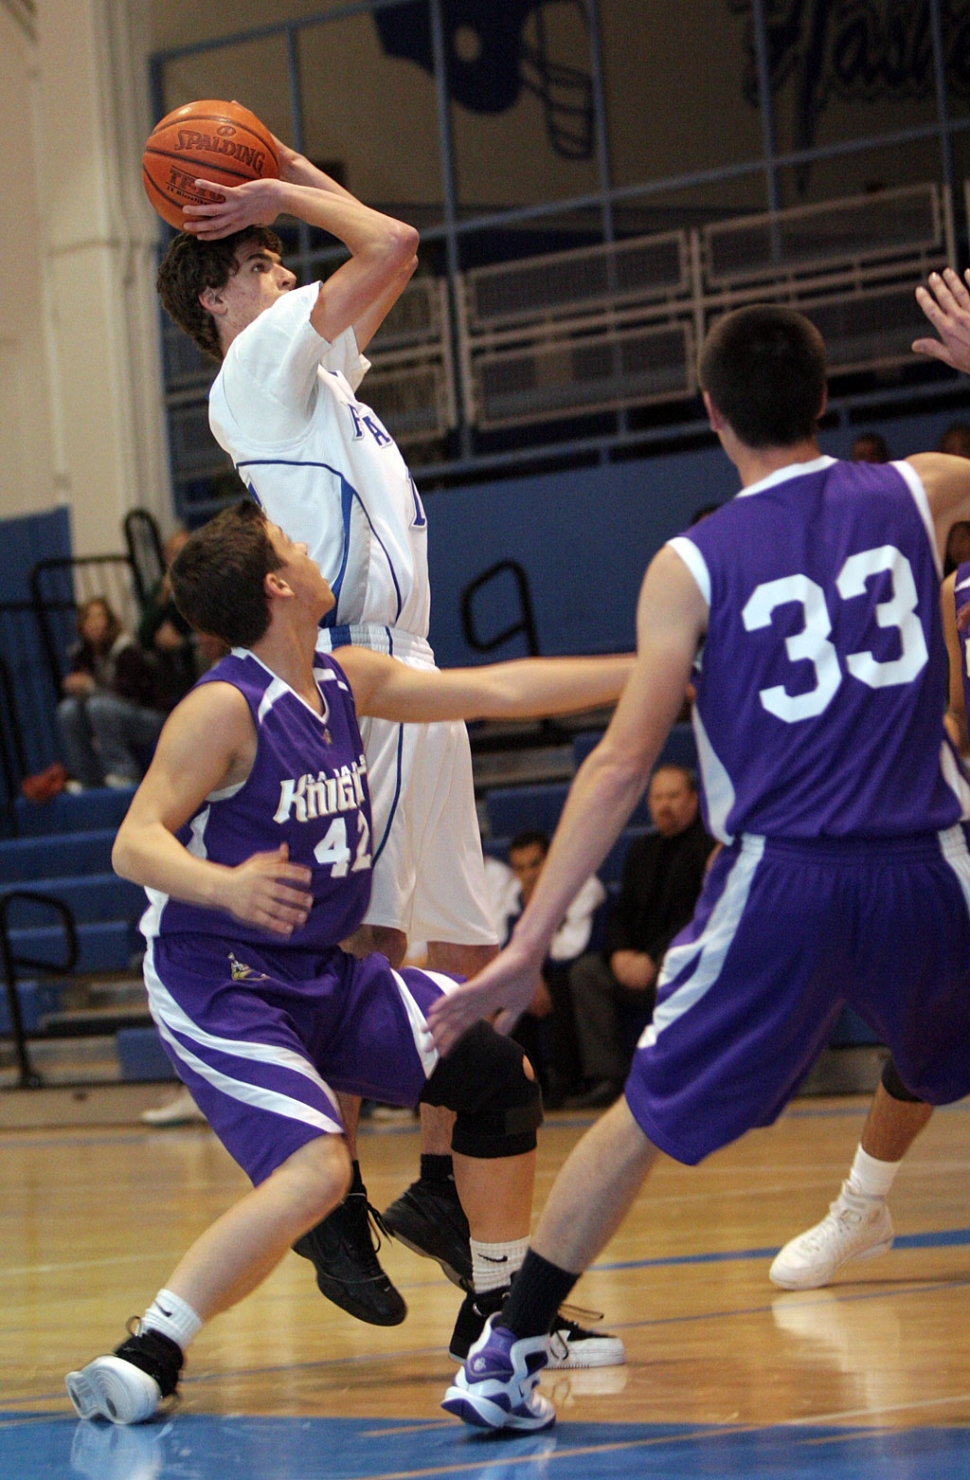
[154,133,619,1364]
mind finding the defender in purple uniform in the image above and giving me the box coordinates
[428,304,970,1433]
[64,502,632,1426]
[769,266,970,1291]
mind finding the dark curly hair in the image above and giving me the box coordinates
[170,500,284,648]
[156,226,284,361]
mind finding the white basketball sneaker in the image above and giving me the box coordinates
[442,1315,555,1431]
[66,1357,162,1425]
[66,1328,183,1424]
[769,1182,894,1290]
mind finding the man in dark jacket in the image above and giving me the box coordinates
[566,764,714,1106]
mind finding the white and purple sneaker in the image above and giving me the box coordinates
[441,1315,554,1432]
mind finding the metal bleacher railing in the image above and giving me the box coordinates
[158,180,956,513]
[0,891,78,1089]
[457,182,951,433]
[0,510,165,824]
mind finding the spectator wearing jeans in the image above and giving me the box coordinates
[57,597,166,789]
[566,765,714,1108]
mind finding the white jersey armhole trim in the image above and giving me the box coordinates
[893,459,943,579]
[667,536,711,607]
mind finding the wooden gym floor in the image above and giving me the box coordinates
[3,1095,970,1479]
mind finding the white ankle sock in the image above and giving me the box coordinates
[470,1236,528,1295]
[847,1145,899,1200]
[141,1288,202,1351]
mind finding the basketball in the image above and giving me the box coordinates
[142,99,280,229]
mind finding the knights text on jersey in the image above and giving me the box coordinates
[207,284,430,640]
[667,456,970,841]
[140,650,373,950]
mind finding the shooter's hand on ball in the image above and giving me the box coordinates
[913,268,970,374]
[427,936,544,1055]
[182,175,287,238]
[218,843,313,936]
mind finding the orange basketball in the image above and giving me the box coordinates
[142,99,280,229]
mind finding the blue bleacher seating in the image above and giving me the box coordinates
[13,786,134,838]
[829,1006,882,1047]
[0,830,115,885]
[0,791,147,1073]
[5,920,132,974]
[484,783,571,840]
[116,1026,177,1082]
[572,721,698,775]
[0,980,65,1035]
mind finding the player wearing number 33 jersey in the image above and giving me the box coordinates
[625,455,970,1166]
[426,305,970,1436]
[669,455,970,841]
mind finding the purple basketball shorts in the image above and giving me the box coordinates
[625,827,970,1165]
[144,934,455,1184]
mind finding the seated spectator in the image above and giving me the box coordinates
[137,528,199,711]
[498,829,606,1107]
[566,765,715,1108]
[850,432,890,464]
[57,596,166,789]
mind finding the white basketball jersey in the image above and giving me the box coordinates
[208,284,431,644]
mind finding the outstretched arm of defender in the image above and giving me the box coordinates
[112,685,312,936]
[335,648,635,725]
[426,548,706,1053]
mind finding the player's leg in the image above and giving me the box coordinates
[382,941,495,1289]
[67,1134,351,1424]
[442,837,848,1430]
[296,921,410,1325]
[68,935,357,1424]
[772,829,970,1291]
[769,1065,932,1290]
[326,952,548,1377]
[380,722,499,1283]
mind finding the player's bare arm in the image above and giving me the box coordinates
[183,139,418,349]
[906,451,970,561]
[913,268,970,373]
[334,646,634,725]
[112,684,312,936]
[427,547,707,1053]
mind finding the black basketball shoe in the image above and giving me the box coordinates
[382,1174,472,1287]
[294,1168,407,1326]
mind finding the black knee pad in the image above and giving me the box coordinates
[881,1057,924,1104]
[420,1022,543,1158]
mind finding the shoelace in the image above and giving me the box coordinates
[548,1303,607,1362]
[801,1200,868,1249]
[553,1301,605,1331]
[346,1194,394,1259]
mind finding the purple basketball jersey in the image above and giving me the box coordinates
[669,456,970,840]
[143,650,373,949]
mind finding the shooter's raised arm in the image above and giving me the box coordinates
[183,132,418,348]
